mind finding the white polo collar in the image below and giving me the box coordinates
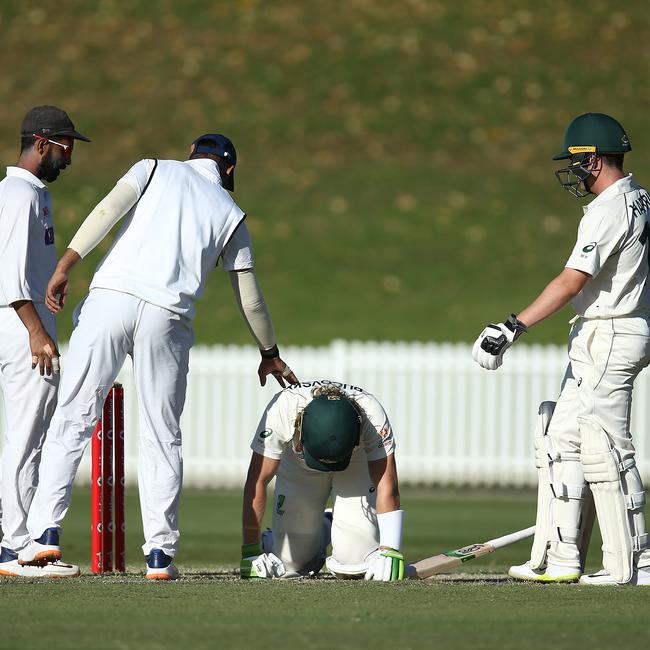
[583,173,637,213]
[6,166,47,189]
[184,158,223,186]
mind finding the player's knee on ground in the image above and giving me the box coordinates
[325,554,370,579]
[272,530,323,574]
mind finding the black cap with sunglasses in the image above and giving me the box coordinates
[20,105,91,143]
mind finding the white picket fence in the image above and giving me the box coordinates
[2,340,650,487]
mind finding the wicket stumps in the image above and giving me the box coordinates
[91,383,126,573]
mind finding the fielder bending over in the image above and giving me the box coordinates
[241,380,404,581]
[18,133,296,579]
[473,113,650,585]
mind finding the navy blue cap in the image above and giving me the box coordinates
[191,133,236,190]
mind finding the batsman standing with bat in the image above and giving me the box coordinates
[473,113,650,585]
[240,380,404,581]
[18,133,296,579]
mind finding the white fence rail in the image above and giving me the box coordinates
[2,340,650,487]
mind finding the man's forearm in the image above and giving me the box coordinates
[12,299,47,335]
[229,269,277,352]
[376,483,401,514]
[369,455,401,514]
[56,248,82,274]
[242,481,267,544]
[518,268,591,328]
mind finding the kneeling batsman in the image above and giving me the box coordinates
[240,381,404,581]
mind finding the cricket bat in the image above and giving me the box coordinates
[406,525,535,579]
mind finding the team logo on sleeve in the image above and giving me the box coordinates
[582,242,597,253]
[44,227,54,245]
[258,428,273,440]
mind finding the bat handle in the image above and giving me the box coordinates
[486,525,536,550]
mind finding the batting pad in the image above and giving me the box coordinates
[325,555,368,579]
[581,416,648,583]
[529,401,556,570]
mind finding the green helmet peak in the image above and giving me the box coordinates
[300,394,361,472]
[553,113,631,161]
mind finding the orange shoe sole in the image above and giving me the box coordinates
[146,572,175,580]
[18,549,62,567]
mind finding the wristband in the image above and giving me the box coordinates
[378,509,404,551]
[260,345,280,360]
[241,542,262,557]
[505,314,528,340]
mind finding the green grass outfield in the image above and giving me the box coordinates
[2,3,650,345]
[2,487,649,650]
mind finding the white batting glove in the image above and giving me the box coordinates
[247,553,286,579]
[364,548,405,582]
[241,543,287,579]
[264,553,287,578]
[472,314,528,370]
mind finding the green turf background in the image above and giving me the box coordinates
[1,2,649,345]
[2,488,649,650]
[2,4,650,648]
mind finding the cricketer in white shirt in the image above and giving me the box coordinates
[241,380,404,580]
[474,115,650,586]
[21,138,295,578]
[0,167,59,557]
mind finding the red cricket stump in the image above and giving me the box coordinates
[91,384,126,574]
[114,384,126,573]
[91,420,103,573]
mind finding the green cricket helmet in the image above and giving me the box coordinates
[300,394,361,472]
[553,113,631,197]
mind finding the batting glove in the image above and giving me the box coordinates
[472,314,528,370]
[240,543,286,579]
[364,548,405,582]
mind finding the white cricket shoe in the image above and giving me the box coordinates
[508,560,581,583]
[17,528,62,566]
[1,547,79,578]
[145,549,179,581]
[579,567,650,586]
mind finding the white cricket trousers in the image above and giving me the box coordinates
[270,448,379,574]
[26,288,193,557]
[0,305,58,551]
[546,315,650,568]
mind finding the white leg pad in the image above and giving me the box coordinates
[325,555,368,579]
[530,401,594,571]
[529,401,556,569]
[581,417,648,583]
[578,489,596,571]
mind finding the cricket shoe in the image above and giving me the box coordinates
[17,528,62,566]
[145,549,179,580]
[0,547,78,578]
[508,560,581,583]
[579,568,650,586]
